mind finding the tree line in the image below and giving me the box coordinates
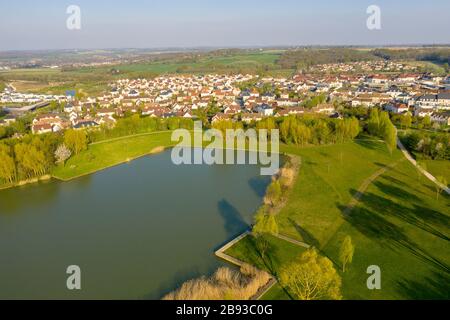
[401,130,449,160]
[0,129,87,185]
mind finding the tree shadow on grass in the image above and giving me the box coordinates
[288,218,320,248]
[369,181,450,240]
[373,180,421,203]
[395,270,450,300]
[339,197,450,274]
[247,234,277,275]
[355,139,381,151]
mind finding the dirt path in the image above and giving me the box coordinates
[342,159,404,217]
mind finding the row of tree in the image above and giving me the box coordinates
[0,129,87,184]
[279,116,360,146]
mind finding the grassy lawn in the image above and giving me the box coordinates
[226,139,450,299]
[277,140,403,246]
[423,160,450,187]
[52,131,176,180]
[322,159,450,299]
[225,234,307,275]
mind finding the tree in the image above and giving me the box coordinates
[253,209,279,235]
[422,115,431,128]
[0,145,16,183]
[384,122,397,154]
[435,176,448,200]
[339,236,355,272]
[255,235,270,262]
[367,109,380,136]
[265,180,282,206]
[14,143,47,178]
[296,123,311,146]
[64,129,87,155]
[279,249,342,300]
[54,144,72,165]
[400,113,412,130]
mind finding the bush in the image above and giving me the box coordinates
[163,264,271,300]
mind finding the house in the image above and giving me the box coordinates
[431,112,450,126]
[97,108,116,117]
[255,104,274,116]
[241,113,263,123]
[415,93,450,110]
[313,104,335,114]
[414,107,434,118]
[32,123,53,134]
[275,107,305,117]
[211,113,232,123]
[73,120,99,129]
[385,102,409,114]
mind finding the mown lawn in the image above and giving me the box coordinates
[52,131,176,180]
[322,159,450,300]
[226,139,450,300]
[277,139,403,246]
[423,159,450,187]
[224,233,306,301]
[225,234,307,275]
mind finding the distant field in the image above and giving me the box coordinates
[0,52,283,95]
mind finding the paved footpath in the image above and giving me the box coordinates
[397,138,450,195]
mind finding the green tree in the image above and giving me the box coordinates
[384,122,397,154]
[64,129,88,155]
[367,109,380,136]
[0,144,16,183]
[265,180,282,206]
[253,209,279,235]
[400,113,412,130]
[279,249,342,300]
[339,236,355,272]
[435,176,448,200]
[422,115,431,128]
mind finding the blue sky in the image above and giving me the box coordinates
[0,0,449,50]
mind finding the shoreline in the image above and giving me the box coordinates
[0,175,52,191]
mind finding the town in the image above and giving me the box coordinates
[1,61,449,137]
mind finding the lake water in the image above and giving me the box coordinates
[0,150,271,299]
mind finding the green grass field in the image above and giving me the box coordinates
[0,52,283,95]
[226,139,450,300]
[423,160,450,187]
[52,131,176,180]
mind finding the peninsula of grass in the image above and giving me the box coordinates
[52,131,176,181]
[226,139,450,300]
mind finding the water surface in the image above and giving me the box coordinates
[0,150,270,299]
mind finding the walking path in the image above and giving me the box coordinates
[342,159,404,216]
[273,234,311,248]
[214,231,278,300]
[397,138,450,195]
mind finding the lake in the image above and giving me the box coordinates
[0,149,271,299]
